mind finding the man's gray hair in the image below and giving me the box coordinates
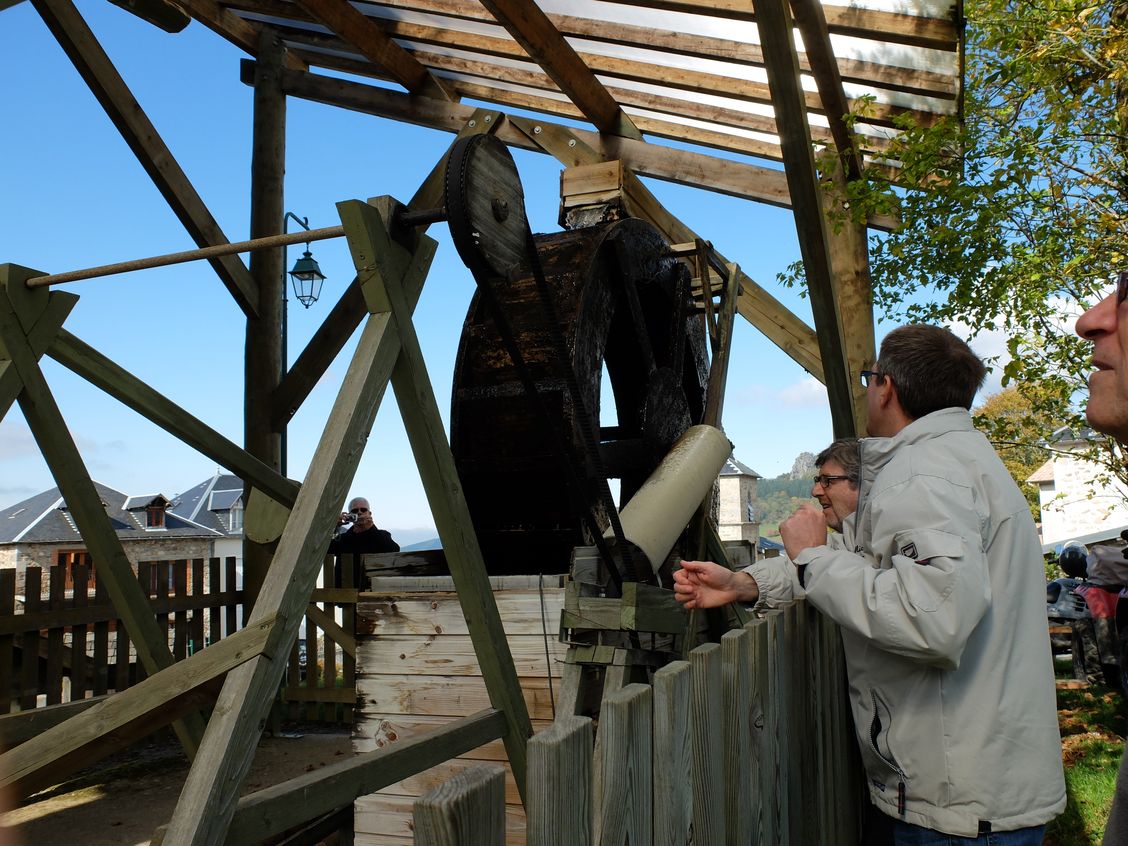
[815,438,860,487]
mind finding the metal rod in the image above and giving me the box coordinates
[24,225,346,288]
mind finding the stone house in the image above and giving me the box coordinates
[717,456,761,550]
[1027,427,1128,551]
[0,480,227,595]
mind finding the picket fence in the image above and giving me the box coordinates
[411,599,862,846]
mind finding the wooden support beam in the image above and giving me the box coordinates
[31,0,260,318]
[233,0,956,100]
[262,9,944,131]
[161,207,439,846]
[106,0,189,33]
[789,0,864,180]
[754,0,856,436]
[0,617,278,800]
[476,0,641,139]
[604,0,959,50]
[47,329,300,508]
[295,0,451,99]
[249,62,898,229]
[341,196,533,799]
[0,265,206,760]
[271,108,501,429]
[0,286,76,422]
[219,709,506,844]
[548,149,825,382]
[178,0,307,70]
[0,696,105,749]
[244,29,288,611]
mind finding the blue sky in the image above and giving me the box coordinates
[0,0,1008,537]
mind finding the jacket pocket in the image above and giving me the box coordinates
[890,528,964,612]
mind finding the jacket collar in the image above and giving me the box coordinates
[858,407,974,502]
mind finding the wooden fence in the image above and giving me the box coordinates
[0,554,359,732]
[0,559,242,716]
[411,599,862,846]
[279,553,360,723]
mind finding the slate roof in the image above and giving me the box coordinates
[0,482,222,545]
[720,457,761,478]
[169,473,244,538]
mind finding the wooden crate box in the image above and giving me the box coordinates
[353,575,568,845]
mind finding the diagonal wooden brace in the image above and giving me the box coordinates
[0,266,207,760]
[160,205,439,846]
[0,615,280,800]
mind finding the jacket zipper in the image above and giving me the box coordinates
[869,691,908,817]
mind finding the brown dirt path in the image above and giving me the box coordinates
[1,728,353,846]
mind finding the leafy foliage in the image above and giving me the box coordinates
[809,0,1128,491]
[972,386,1053,519]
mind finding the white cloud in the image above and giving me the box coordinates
[0,421,38,461]
[777,376,829,408]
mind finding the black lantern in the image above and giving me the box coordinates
[289,249,325,308]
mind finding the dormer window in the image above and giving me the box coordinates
[229,502,244,531]
[146,504,165,529]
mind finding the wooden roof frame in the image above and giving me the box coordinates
[1,0,963,841]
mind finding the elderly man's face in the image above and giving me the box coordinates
[811,458,859,532]
[1076,285,1128,442]
[348,498,374,531]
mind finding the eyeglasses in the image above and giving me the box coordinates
[1117,270,1128,305]
[859,369,885,388]
[349,507,369,514]
[812,474,852,488]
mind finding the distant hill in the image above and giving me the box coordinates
[401,537,442,551]
[387,527,440,549]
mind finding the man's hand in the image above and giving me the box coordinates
[673,560,759,609]
[337,511,350,527]
[779,502,829,559]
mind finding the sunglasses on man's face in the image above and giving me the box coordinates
[350,508,369,514]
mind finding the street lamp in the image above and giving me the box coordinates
[283,212,326,308]
[280,211,327,476]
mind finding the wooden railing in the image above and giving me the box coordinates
[411,599,862,845]
[279,553,359,723]
[0,559,242,719]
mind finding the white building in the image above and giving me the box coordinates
[717,456,761,547]
[1027,428,1128,551]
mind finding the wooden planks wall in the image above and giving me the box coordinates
[354,575,567,845]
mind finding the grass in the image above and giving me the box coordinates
[1045,670,1126,845]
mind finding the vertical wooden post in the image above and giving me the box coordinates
[722,628,752,845]
[414,763,507,846]
[598,683,653,845]
[527,715,593,845]
[244,29,287,612]
[690,642,724,845]
[746,618,769,845]
[653,660,692,846]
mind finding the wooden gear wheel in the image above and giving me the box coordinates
[450,213,710,574]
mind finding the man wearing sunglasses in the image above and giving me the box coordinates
[1075,271,1128,846]
[677,324,1065,844]
[330,497,400,556]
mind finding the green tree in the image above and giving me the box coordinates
[824,0,1128,492]
[972,386,1053,519]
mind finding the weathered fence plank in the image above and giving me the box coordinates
[690,641,724,845]
[653,660,692,846]
[722,627,752,845]
[526,715,593,846]
[598,683,652,846]
[746,617,769,846]
[413,763,506,846]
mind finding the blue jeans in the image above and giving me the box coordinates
[892,821,1046,846]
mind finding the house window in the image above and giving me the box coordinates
[56,549,94,591]
[146,504,165,529]
[229,502,244,532]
